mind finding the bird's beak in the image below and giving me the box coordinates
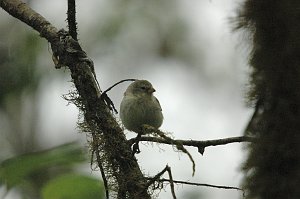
[148,88,156,93]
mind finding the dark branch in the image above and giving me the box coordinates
[102,79,137,95]
[128,135,255,155]
[100,79,137,114]
[166,166,177,199]
[92,140,109,199]
[67,0,78,41]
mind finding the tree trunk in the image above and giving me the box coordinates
[237,1,300,198]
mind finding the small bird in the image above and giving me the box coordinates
[120,80,163,133]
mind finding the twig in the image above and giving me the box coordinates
[166,166,177,199]
[157,178,244,191]
[128,135,255,155]
[144,165,177,199]
[100,79,137,114]
[102,79,137,95]
[144,165,169,189]
[144,126,195,176]
[132,133,142,154]
[100,92,118,114]
[145,166,244,199]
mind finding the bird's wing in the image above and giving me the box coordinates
[154,97,162,111]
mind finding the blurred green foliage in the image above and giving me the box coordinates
[41,174,104,199]
[0,24,47,155]
[0,142,86,189]
[0,142,104,199]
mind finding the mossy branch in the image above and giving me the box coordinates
[0,0,150,198]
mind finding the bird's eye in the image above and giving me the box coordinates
[140,86,146,90]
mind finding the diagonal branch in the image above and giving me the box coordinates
[166,166,177,199]
[0,1,151,198]
[128,135,255,155]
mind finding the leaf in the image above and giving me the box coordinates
[0,142,86,189]
[41,174,104,199]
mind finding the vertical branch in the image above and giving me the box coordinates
[65,2,109,197]
[67,0,78,41]
[92,141,109,199]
